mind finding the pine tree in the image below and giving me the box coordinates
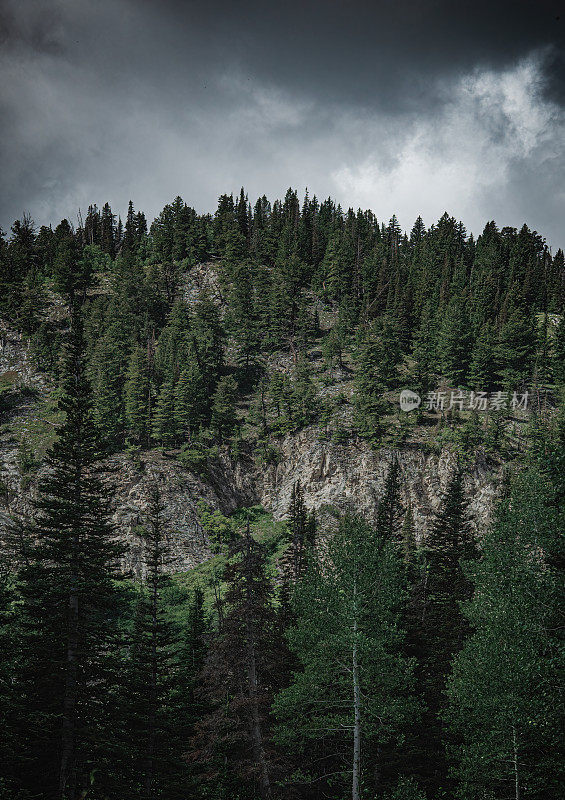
[154,299,193,385]
[318,234,345,301]
[152,382,178,447]
[168,588,208,798]
[211,375,238,444]
[267,369,292,433]
[124,345,152,446]
[411,467,477,796]
[322,321,347,377]
[121,483,183,799]
[52,219,93,305]
[89,304,132,449]
[265,274,293,350]
[186,217,210,265]
[173,359,206,441]
[100,203,116,256]
[19,266,46,335]
[280,480,311,582]
[496,303,537,388]
[36,223,57,274]
[508,224,545,309]
[191,525,281,799]
[446,469,563,800]
[226,259,260,374]
[436,297,472,385]
[467,321,497,391]
[82,217,97,256]
[4,215,36,321]
[123,201,138,255]
[411,301,438,395]
[376,455,403,543]
[192,290,225,397]
[274,514,418,799]
[552,316,565,384]
[352,320,398,444]
[13,314,124,799]
[0,228,13,318]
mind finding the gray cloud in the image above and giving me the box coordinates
[0,0,563,247]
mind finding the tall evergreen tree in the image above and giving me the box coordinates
[13,314,124,800]
[446,469,563,800]
[121,483,183,799]
[168,587,209,799]
[52,219,94,305]
[436,297,472,385]
[100,203,116,256]
[173,359,206,441]
[192,290,225,396]
[411,468,477,796]
[411,301,438,395]
[553,316,565,384]
[496,302,537,388]
[4,215,37,320]
[226,259,261,373]
[211,375,239,444]
[152,382,178,447]
[274,514,418,800]
[124,345,152,446]
[191,525,282,799]
[353,319,399,444]
[376,455,404,543]
[279,480,314,582]
[467,321,497,391]
[123,201,138,255]
[89,303,133,449]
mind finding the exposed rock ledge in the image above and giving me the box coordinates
[1,427,500,575]
[1,318,501,573]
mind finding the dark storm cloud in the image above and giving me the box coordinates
[0,0,563,246]
[155,0,565,109]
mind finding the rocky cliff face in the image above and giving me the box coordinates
[110,433,499,575]
[103,450,256,576]
[0,325,501,574]
[0,431,500,575]
[256,428,499,539]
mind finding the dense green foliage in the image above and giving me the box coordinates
[273,514,418,799]
[446,469,564,799]
[1,190,562,457]
[0,190,563,799]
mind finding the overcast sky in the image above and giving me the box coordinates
[1,0,564,247]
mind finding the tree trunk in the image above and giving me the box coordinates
[352,587,361,800]
[512,725,521,800]
[245,612,271,799]
[60,590,79,800]
[212,567,224,630]
[144,572,158,799]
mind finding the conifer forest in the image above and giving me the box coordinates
[0,3,564,800]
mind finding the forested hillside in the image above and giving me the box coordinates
[0,189,563,800]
